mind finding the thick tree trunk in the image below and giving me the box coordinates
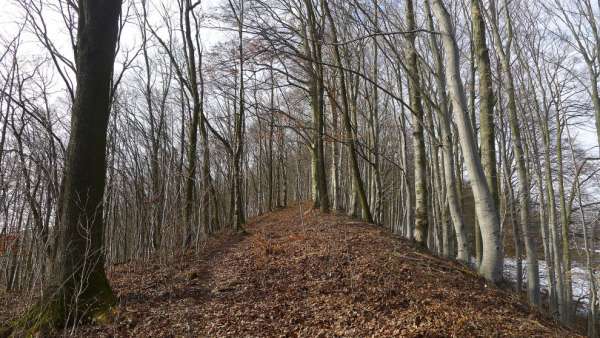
[432,0,503,283]
[471,0,498,206]
[425,0,469,261]
[303,0,329,213]
[14,0,121,334]
[183,0,202,245]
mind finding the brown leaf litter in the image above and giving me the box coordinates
[2,203,582,337]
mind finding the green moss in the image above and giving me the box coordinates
[92,307,116,326]
[11,296,65,337]
[10,269,117,336]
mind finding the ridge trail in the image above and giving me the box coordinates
[72,203,577,337]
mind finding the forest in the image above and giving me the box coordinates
[1,0,600,336]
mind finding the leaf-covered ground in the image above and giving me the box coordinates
[3,203,582,337]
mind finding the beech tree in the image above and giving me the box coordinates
[12,0,122,334]
[432,0,503,283]
[405,0,428,248]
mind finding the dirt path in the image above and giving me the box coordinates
[70,204,578,337]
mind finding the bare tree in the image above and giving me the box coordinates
[12,0,122,333]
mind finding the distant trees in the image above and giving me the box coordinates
[323,0,372,223]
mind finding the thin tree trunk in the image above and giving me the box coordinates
[488,0,539,304]
[323,0,372,223]
[406,0,429,248]
[424,0,469,261]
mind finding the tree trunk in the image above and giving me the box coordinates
[423,0,469,259]
[488,1,539,306]
[471,0,498,206]
[556,115,573,321]
[432,0,503,283]
[329,89,341,211]
[303,0,329,213]
[323,0,372,223]
[229,0,247,230]
[406,0,429,248]
[14,1,121,334]
[183,0,202,245]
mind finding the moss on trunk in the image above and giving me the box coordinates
[10,268,115,337]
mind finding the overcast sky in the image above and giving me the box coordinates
[0,0,228,55]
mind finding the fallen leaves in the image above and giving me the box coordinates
[1,203,583,337]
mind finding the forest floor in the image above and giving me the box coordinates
[2,203,583,337]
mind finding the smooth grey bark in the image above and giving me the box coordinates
[405,0,429,247]
[424,0,469,262]
[303,0,330,213]
[488,0,539,304]
[432,0,503,282]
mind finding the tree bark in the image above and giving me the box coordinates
[303,0,330,213]
[424,0,469,261]
[471,0,498,206]
[432,0,503,282]
[15,0,121,333]
[323,0,372,223]
[232,0,247,230]
[182,0,202,245]
[405,0,429,248]
[488,0,539,305]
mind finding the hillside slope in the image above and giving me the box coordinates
[9,204,581,337]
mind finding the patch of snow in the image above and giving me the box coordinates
[503,257,596,314]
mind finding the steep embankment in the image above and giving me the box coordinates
[11,203,580,337]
